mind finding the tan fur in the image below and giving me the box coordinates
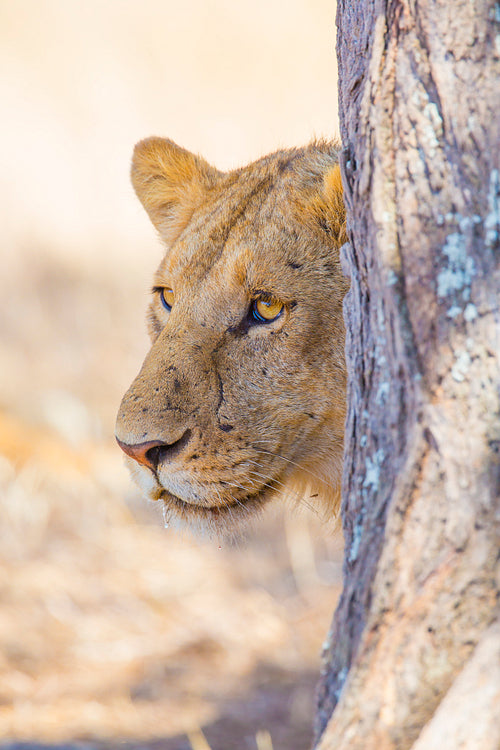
[116,138,348,535]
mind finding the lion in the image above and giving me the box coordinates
[115,137,348,535]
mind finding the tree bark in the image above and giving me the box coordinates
[315,1,500,748]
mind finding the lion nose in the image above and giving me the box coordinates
[115,438,165,471]
[116,430,192,472]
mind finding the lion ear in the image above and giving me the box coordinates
[295,148,347,246]
[131,137,222,245]
[306,163,346,245]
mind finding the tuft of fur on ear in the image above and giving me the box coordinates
[293,145,347,247]
[312,163,347,244]
[131,137,222,246]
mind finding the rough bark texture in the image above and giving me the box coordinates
[315,1,500,747]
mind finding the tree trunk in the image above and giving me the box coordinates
[315,1,500,748]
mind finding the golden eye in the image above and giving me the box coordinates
[252,298,284,323]
[159,287,174,311]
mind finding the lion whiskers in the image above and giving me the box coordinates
[246,467,321,518]
[251,441,338,492]
[221,469,319,518]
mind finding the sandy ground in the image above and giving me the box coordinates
[0,2,342,747]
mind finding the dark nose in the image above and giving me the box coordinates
[116,429,192,472]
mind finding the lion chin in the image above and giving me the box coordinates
[126,458,275,537]
[115,137,348,535]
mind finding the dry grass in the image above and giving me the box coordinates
[0,2,342,747]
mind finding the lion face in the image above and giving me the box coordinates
[115,138,348,534]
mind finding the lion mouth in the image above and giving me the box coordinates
[125,454,279,532]
[159,485,272,532]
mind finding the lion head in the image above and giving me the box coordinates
[115,138,347,535]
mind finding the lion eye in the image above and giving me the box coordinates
[251,298,284,323]
[159,287,174,311]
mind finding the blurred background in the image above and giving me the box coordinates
[0,1,342,748]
